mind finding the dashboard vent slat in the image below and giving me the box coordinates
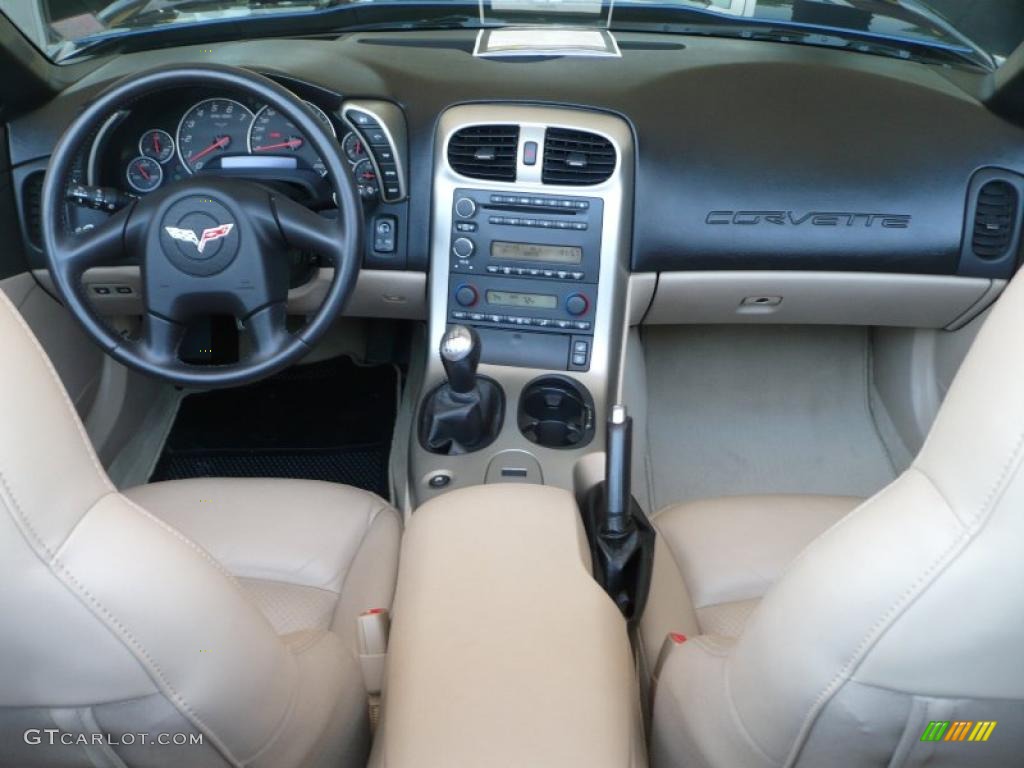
[542,128,616,186]
[448,125,519,181]
[24,172,44,250]
[972,180,1018,260]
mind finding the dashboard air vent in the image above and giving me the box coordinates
[542,128,616,186]
[448,125,519,182]
[24,172,44,250]
[972,180,1018,260]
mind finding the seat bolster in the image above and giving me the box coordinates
[251,629,369,768]
[652,636,775,768]
[641,495,860,668]
[654,495,861,610]
[334,498,402,645]
[125,478,396,592]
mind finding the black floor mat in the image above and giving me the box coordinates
[150,357,397,498]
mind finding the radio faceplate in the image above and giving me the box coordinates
[447,188,603,371]
[449,188,603,283]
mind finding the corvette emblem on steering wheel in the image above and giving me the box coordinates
[164,223,234,254]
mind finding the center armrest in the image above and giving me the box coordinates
[373,483,644,767]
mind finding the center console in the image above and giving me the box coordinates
[408,104,634,504]
[369,483,646,768]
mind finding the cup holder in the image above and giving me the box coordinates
[517,376,595,449]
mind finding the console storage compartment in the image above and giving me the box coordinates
[371,484,644,767]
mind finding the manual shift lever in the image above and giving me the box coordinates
[440,325,481,395]
[419,325,504,455]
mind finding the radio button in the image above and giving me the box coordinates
[452,237,475,259]
[573,321,592,330]
[452,311,468,320]
[566,294,589,316]
[486,266,499,274]
[455,284,479,307]
[455,197,477,218]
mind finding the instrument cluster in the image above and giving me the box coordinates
[96,91,380,201]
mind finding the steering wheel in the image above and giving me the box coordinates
[40,64,362,388]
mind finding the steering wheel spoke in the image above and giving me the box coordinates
[137,313,187,366]
[270,193,347,263]
[57,204,138,278]
[244,303,292,359]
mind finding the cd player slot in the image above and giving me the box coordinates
[482,203,582,216]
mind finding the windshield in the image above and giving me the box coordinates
[2,0,1022,67]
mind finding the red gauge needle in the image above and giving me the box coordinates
[153,134,161,153]
[253,138,304,152]
[137,163,151,181]
[189,136,230,164]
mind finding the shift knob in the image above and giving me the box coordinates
[440,325,481,395]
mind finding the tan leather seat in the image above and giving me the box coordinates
[645,273,1024,767]
[642,495,861,648]
[0,291,400,768]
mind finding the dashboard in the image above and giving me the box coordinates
[8,30,1024,289]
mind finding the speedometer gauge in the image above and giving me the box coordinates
[248,102,336,177]
[176,98,254,173]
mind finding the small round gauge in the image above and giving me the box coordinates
[248,101,336,177]
[126,156,163,193]
[176,98,254,174]
[352,158,379,198]
[342,132,367,163]
[139,129,174,164]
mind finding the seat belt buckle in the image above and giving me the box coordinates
[357,608,390,697]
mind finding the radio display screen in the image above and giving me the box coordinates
[491,241,583,265]
[486,290,558,310]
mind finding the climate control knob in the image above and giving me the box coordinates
[452,237,475,259]
[455,284,479,307]
[454,197,477,218]
[566,294,589,316]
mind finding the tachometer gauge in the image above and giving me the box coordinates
[126,156,163,193]
[248,101,337,177]
[139,129,174,164]
[342,132,367,163]
[176,98,254,173]
[352,159,379,199]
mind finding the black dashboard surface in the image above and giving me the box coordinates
[9,30,1024,278]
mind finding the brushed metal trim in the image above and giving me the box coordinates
[341,100,408,202]
[412,104,635,504]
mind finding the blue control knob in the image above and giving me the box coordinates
[455,284,479,307]
[566,293,589,316]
